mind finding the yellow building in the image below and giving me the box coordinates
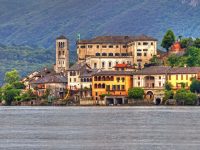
[92,71,133,105]
[167,67,200,90]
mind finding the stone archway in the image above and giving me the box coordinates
[155,98,161,105]
[146,91,154,101]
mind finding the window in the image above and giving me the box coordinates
[159,82,161,87]
[102,62,105,68]
[115,53,120,56]
[96,92,98,96]
[102,53,107,56]
[181,75,183,80]
[74,78,76,82]
[144,53,147,56]
[117,85,120,90]
[169,75,171,80]
[109,62,112,68]
[88,45,93,48]
[94,63,97,68]
[186,75,188,80]
[137,49,142,52]
[117,77,120,82]
[102,45,107,48]
[138,76,140,80]
[122,77,125,82]
[151,42,154,45]
[143,42,148,45]
[159,76,161,79]
[96,53,100,56]
[116,45,119,48]
[62,51,65,55]
[176,75,178,80]
[58,51,61,55]
[138,82,140,86]
[121,53,127,56]
[143,49,148,51]
[80,45,86,48]
[137,53,142,56]
[138,42,141,45]
[109,53,113,56]
[112,85,116,90]
[121,85,125,90]
[109,45,113,48]
[96,45,99,48]
[116,61,119,65]
[123,45,127,48]
[70,78,71,82]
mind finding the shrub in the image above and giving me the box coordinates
[128,87,144,100]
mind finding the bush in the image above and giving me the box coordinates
[128,87,144,100]
[174,89,197,105]
[163,90,174,101]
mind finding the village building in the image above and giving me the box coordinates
[22,67,55,90]
[167,67,200,90]
[67,62,98,100]
[92,71,133,105]
[77,35,157,69]
[133,66,170,105]
[31,74,67,99]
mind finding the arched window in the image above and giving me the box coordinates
[109,53,113,56]
[98,76,101,81]
[109,62,112,68]
[102,62,105,68]
[84,78,86,82]
[102,84,105,88]
[98,84,101,88]
[94,77,97,81]
[115,53,120,56]
[102,53,107,56]
[94,84,97,88]
[96,53,100,56]
[87,78,90,82]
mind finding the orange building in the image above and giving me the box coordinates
[92,71,133,105]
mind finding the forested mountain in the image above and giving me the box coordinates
[0,0,200,84]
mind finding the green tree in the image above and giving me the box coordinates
[163,90,174,102]
[186,47,200,66]
[4,69,20,84]
[128,87,144,100]
[165,82,173,91]
[190,79,200,93]
[161,29,176,51]
[167,54,179,67]
[149,55,160,65]
[180,38,193,48]
[194,38,200,48]
[174,89,197,105]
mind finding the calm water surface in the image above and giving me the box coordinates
[0,106,200,150]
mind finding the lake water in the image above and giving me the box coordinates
[0,106,200,150]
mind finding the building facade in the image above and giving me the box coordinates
[167,67,200,90]
[92,71,133,105]
[55,35,69,73]
[133,66,170,104]
[77,35,157,69]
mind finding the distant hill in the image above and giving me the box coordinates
[0,0,200,84]
[0,0,200,48]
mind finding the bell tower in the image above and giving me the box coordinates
[55,35,69,73]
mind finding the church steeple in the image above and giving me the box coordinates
[55,35,69,73]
